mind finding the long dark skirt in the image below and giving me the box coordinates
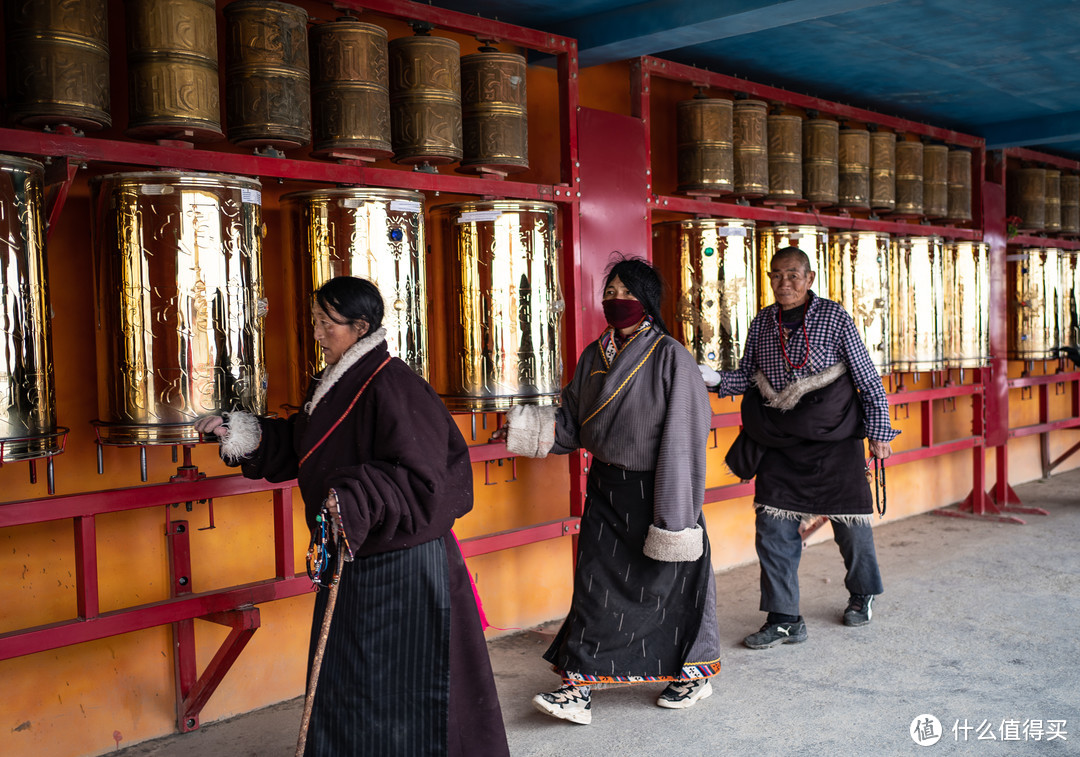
[543,461,722,683]
[305,536,509,757]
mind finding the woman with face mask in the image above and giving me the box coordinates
[494,256,721,724]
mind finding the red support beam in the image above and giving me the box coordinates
[177,609,261,733]
[272,488,294,581]
[73,516,99,621]
[458,518,580,557]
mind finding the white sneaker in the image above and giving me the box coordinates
[656,678,713,709]
[532,684,592,724]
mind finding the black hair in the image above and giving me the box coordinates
[603,254,670,335]
[314,276,383,331]
[770,245,813,274]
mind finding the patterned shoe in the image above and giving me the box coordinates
[532,684,592,724]
[743,620,808,649]
[656,678,713,709]
[843,594,875,626]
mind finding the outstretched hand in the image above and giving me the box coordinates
[193,414,229,440]
[489,426,508,442]
[698,363,721,388]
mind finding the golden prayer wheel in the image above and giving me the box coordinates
[829,231,891,374]
[389,34,463,166]
[1061,174,1080,234]
[0,156,61,461]
[281,188,428,400]
[803,119,838,207]
[676,97,734,196]
[89,171,268,444]
[732,99,769,197]
[894,139,924,217]
[1008,167,1046,231]
[946,148,973,222]
[838,128,871,209]
[4,0,111,130]
[429,201,562,411]
[309,19,393,161]
[922,144,949,219]
[758,225,829,309]
[124,0,222,142]
[653,218,757,371]
[224,0,311,150]
[1044,169,1062,232]
[766,113,803,205]
[459,46,529,174]
[1061,252,1080,347]
[943,241,989,368]
[869,131,896,211]
[889,236,944,372]
[1007,247,1060,360]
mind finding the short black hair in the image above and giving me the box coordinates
[314,276,383,331]
[770,245,812,275]
[603,254,670,335]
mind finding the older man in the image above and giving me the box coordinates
[700,246,898,649]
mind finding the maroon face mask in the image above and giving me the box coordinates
[602,298,645,329]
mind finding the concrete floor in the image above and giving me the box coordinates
[112,468,1080,756]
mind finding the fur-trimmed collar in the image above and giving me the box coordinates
[753,362,847,412]
[305,327,387,414]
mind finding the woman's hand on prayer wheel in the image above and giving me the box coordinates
[193,414,229,441]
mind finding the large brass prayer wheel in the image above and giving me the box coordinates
[309,19,393,161]
[922,144,949,219]
[889,236,944,373]
[1008,167,1046,231]
[1061,174,1080,234]
[732,99,769,197]
[1007,247,1059,360]
[943,241,989,368]
[758,225,829,309]
[89,171,268,443]
[766,113,803,205]
[894,139,924,217]
[4,0,111,130]
[389,35,463,166]
[0,156,61,461]
[803,119,838,207]
[946,148,973,222]
[430,201,562,410]
[653,218,757,371]
[1044,169,1062,232]
[829,231,891,374]
[281,188,428,395]
[459,47,529,174]
[869,131,896,211]
[676,97,734,196]
[838,128,871,209]
[224,0,311,150]
[125,0,223,142]
[1061,252,1080,347]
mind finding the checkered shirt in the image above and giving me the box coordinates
[716,292,899,442]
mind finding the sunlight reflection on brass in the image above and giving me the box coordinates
[889,236,944,372]
[1007,247,1060,360]
[943,241,989,368]
[830,231,891,374]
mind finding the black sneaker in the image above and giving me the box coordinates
[743,620,808,649]
[656,678,713,709]
[532,684,592,724]
[844,594,875,626]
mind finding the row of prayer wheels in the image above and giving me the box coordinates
[3,0,528,173]
[1007,166,1080,234]
[676,96,973,221]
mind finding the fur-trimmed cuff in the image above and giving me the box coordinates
[643,524,704,562]
[218,411,262,462]
[505,405,557,458]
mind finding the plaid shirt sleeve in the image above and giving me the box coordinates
[835,308,899,442]
[716,309,765,397]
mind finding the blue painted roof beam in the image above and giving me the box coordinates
[982,111,1080,150]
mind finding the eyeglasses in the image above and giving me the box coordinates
[767,271,807,283]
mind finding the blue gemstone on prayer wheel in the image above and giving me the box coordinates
[390,228,403,241]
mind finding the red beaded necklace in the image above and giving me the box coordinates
[776,305,811,371]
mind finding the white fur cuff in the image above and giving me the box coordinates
[643,524,704,562]
[504,405,558,458]
[219,411,262,462]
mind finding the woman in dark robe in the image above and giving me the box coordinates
[195,276,509,757]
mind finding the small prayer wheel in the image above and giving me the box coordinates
[922,144,949,219]
[459,46,529,174]
[388,34,463,166]
[1008,167,1046,231]
[1060,174,1080,234]
[838,128,871,209]
[732,100,769,197]
[766,113,802,205]
[893,139,924,217]
[1044,169,1062,232]
[802,119,838,207]
[946,148,973,222]
[676,96,734,196]
[869,131,896,212]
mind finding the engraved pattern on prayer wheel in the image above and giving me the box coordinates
[946,148,973,222]
[430,201,562,411]
[653,218,756,371]
[125,0,223,142]
[459,48,529,174]
[943,241,989,368]
[758,225,829,309]
[1061,174,1080,234]
[803,119,838,207]
[922,144,949,219]
[224,0,311,149]
[4,0,111,129]
[889,236,944,372]
[732,100,769,197]
[1061,251,1080,348]
[894,140,924,217]
[838,129,871,209]
[1007,247,1060,359]
[870,131,896,211]
[766,114,802,204]
[309,19,392,160]
[1008,167,1046,231]
[829,230,891,374]
[676,97,733,196]
[1044,169,1062,232]
[281,188,427,397]
[89,171,268,444]
[0,155,61,461]
[389,35,463,166]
